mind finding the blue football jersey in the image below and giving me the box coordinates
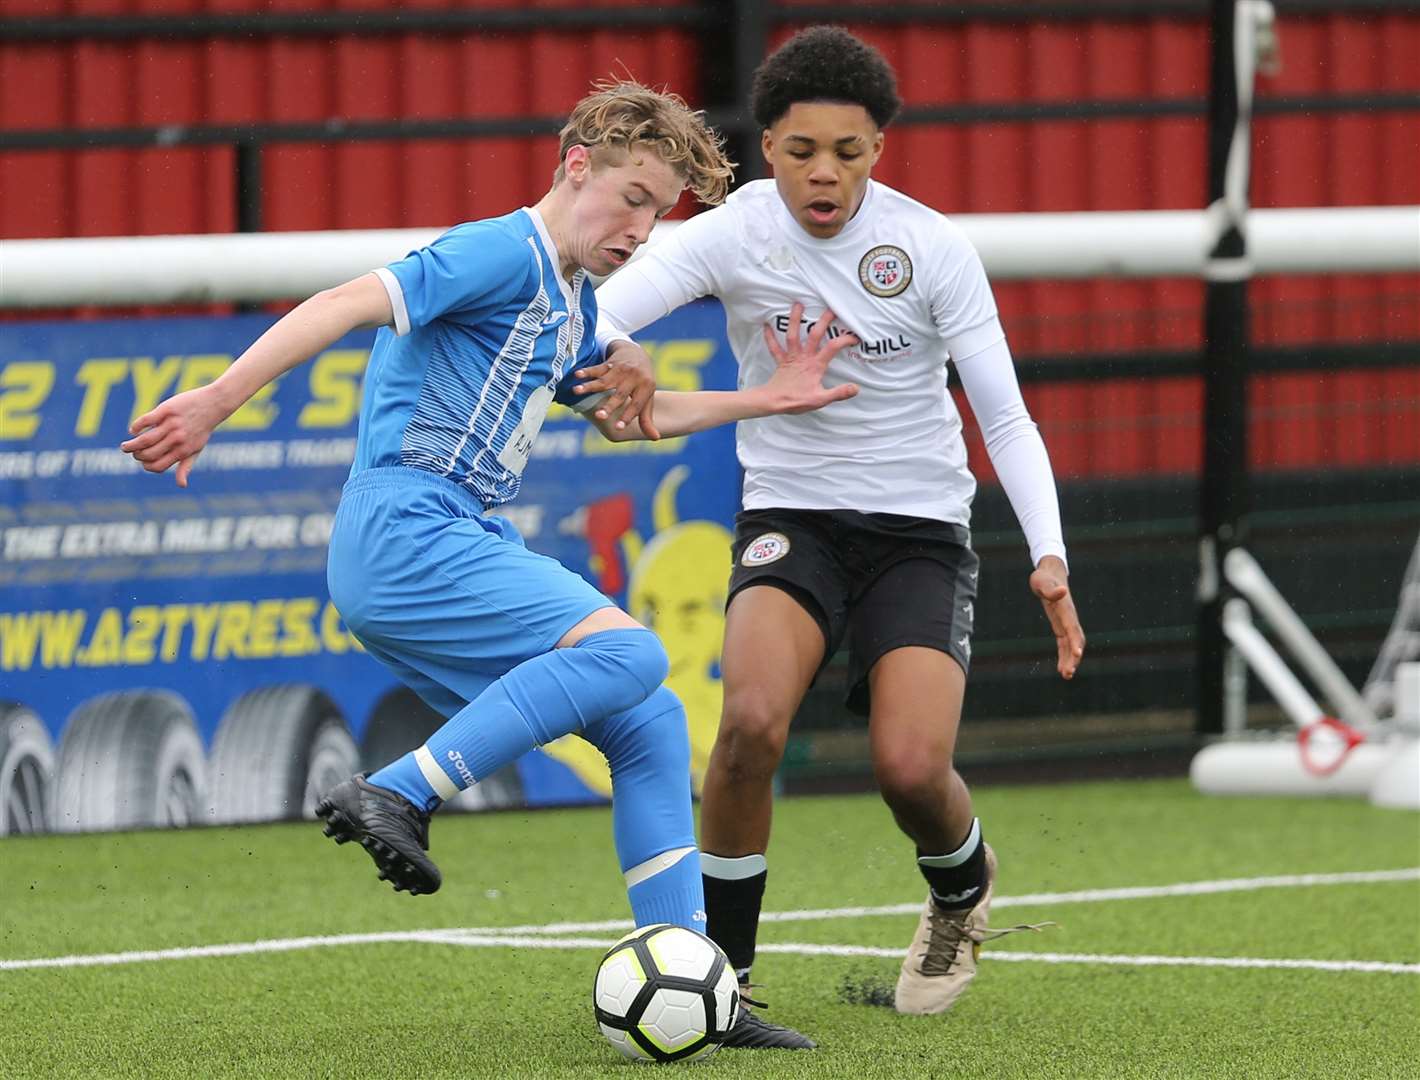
[356,207,601,508]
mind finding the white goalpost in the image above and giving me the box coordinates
[2,204,1418,308]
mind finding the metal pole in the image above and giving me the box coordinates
[726,0,769,184]
[234,141,263,313]
[1197,0,1266,735]
[235,141,263,233]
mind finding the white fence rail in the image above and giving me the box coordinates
[3,206,1417,308]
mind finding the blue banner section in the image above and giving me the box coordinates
[0,303,739,830]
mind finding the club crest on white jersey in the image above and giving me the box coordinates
[858,244,912,297]
[742,532,791,567]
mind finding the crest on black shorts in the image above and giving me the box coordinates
[742,532,791,567]
[858,245,912,297]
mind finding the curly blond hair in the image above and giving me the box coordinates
[555,79,734,206]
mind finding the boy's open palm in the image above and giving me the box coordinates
[761,302,860,414]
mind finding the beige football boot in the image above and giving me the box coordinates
[895,845,1048,1015]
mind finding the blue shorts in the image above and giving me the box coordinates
[327,467,613,718]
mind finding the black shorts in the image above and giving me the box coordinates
[728,507,979,717]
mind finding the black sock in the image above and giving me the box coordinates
[701,853,767,983]
[917,818,987,911]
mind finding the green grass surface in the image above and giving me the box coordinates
[2,779,1417,1078]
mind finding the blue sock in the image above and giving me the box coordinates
[584,687,706,932]
[627,847,705,932]
[369,628,668,811]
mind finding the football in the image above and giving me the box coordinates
[593,924,740,1062]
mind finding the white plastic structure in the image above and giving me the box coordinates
[1219,599,1324,729]
[1190,739,1392,799]
[1223,548,1377,731]
[1193,551,1417,808]
[1369,664,1420,811]
[1363,535,1420,722]
[2,205,1417,309]
[1191,597,1390,798]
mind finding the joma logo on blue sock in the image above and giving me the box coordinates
[446,749,476,788]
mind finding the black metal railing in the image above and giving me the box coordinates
[2,1,1416,227]
[4,92,1415,153]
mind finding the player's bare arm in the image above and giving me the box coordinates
[120,273,393,486]
[587,303,858,442]
[1030,554,1085,679]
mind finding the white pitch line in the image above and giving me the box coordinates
[2,868,1416,974]
[990,868,1420,910]
[439,867,1420,937]
[427,936,1420,976]
[753,867,1420,926]
[0,930,457,972]
[983,951,1420,976]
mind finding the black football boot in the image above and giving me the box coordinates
[722,989,817,1050]
[316,773,441,895]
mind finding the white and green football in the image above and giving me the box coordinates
[593,923,740,1063]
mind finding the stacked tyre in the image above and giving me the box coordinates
[49,690,208,832]
[207,685,358,824]
[0,703,55,836]
[2,681,527,834]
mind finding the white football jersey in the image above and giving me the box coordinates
[597,179,1065,563]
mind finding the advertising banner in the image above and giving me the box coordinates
[0,301,739,834]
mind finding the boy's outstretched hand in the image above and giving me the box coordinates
[120,385,227,487]
[760,302,860,414]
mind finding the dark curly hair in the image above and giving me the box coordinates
[750,26,902,131]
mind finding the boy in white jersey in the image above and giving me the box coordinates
[590,29,1086,1041]
[120,82,857,990]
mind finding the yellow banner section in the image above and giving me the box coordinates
[0,350,369,441]
[0,598,362,672]
[1,340,715,443]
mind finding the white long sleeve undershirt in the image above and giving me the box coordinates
[950,333,1067,569]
